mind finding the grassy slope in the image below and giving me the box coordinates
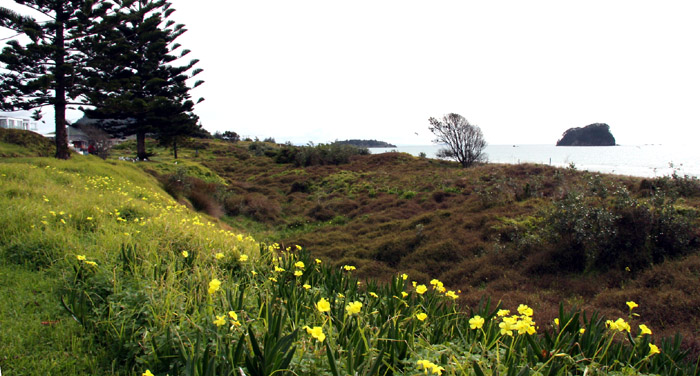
[0,154,255,374]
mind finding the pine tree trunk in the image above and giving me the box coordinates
[137,131,147,160]
[53,2,70,160]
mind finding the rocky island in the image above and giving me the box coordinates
[333,139,397,148]
[556,123,616,146]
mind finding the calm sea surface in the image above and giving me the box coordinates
[369,145,700,178]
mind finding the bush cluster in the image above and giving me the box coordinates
[542,184,698,273]
[274,143,369,166]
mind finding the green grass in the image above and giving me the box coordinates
[0,266,103,375]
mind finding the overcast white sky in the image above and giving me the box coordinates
[2,1,700,145]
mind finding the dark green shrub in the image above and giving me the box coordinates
[542,188,698,273]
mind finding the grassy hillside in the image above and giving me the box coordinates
[0,128,54,157]
[2,133,700,375]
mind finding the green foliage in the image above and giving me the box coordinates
[542,183,698,272]
[274,143,369,166]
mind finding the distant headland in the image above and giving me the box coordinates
[334,139,397,148]
[556,123,616,146]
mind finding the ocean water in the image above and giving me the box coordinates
[369,144,700,178]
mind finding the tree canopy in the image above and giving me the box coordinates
[1,0,204,160]
[0,0,113,159]
[79,0,204,160]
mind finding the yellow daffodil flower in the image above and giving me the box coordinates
[639,324,652,335]
[213,315,226,327]
[416,312,428,321]
[346,301,362,315]
[303,284,311,290]
[181,251,189,258]
[239,254,248,262]
[626,301,638,310]
[517,304,533,317]
[208,278,222,294]
[469,315,484,329]
[304,326,326,342]
[649,343,660,355]
[415,285,428,295]
[215,252,224,260]
[294,261,305,269]
[317,298,331,313]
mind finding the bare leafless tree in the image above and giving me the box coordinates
[428,113,486,168]
[78,124,113,159]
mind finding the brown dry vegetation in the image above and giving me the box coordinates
[133,137,700,352]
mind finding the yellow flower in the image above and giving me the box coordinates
[579,328,586,334]
[401,291,408,298]
[445,290,459,300]
[517,304,533,317]
[296,245,302,250]
[213,315,226,327]
[607,318,631,332]
[142,370,154,376]
[251,270,257,276]
[417,360,444,375]
[317,298,331,313]
[239,254,249,262]
[369,292,379,298]
[228,311,238,320]
[626,301,639,310]
[469,315,484,329]
[274,266,285,272]
[401,273,408,280]
[415,284,428,294]
[86,216,93,221]
[639,324,652,335]
[343,265,356,271]
[294,270,303,277]
[208,278,222,294]
[497,309,510,317]
[181,251,189,258]
[303,283,311,290]
[304,326,326,342]
[268,277,277,282]
[76,255,86,261]
[215,252,224,260]
[84,261,97,266]
[346,301,362,315]
[649,343,660,356]
[554,318,559,326]
[294,261,305,269]
[315,258,322,264]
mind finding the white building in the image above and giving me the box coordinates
[0,115,33,130]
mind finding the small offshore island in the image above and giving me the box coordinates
[556,123,616,146]
[334,139,397,148]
